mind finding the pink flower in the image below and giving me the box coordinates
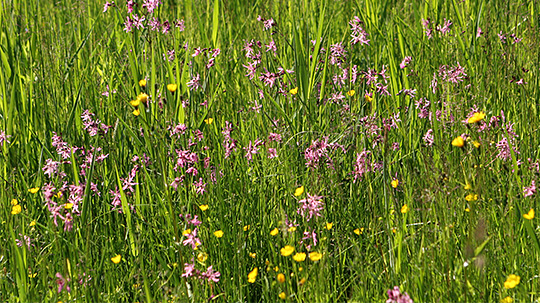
[297,193,325,221]
[182,228,201,249]
[524,180,536,197]
[387,286,413,303]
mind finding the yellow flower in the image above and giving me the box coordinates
[364,92,373,102]
[214,230,224,238]
[325,222,333,230]
[139,79,147,87]
[278,292,286,299]
[277,273,285,283]
[130,99,140,107]
[401,204,410,214]
[197,252,208,262]
[243,225,250,231]
[294,186,304,197]
[347,90,355,97]
[299,278,306,285]
[274,266,279,272]
[391,179,399,188]
[504,274,520,289]
[523,208,535,220]
[183,229,192,235]
[167,84,178,93]
[353,228,364,235]
[55,192,63,199]
[11,204,22,215]
[199,204,209,211]
[30,220,36,227]
[11,199,18,206]
[64,203,73,209]
[473,141,481,148]
[249,252,256,258]
[280,245,295,256]
[288,226,297,232]
[247,267,258,283]
[467,112,485,124]
[464,183,472,190]
[465,194,478,202]
[111,254,122,264]
[452,136,465,147]
[137,93,149,104]
[309,252,322,261]
[465,208,470,212]
[290,87,298,95]
[270,228,279,236]
[28,187,40,194]
[133,108,140,116]
[204,118,214,124]
[292,252,306,262]
[500,296,513,303]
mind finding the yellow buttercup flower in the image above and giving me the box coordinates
[290,87,298,95]
[299,278,306,285]
[111,254,122,264]
[309,252,322,261]
[472,141,481,148]
[11,204,22,215]
[167,84,178,93]
[364,92,373,102]
[280,245,295,256]
[28,187,40,194]
[197,252,208,262]
[503,274,520,289]
[465,208,470,212]
[465,194,478,202]
[294,186,304,197]
[278,292,286,299]
[183,229,192,235]
[401,204,410,214]
[214,230,224,238]
[452,136,465,147]
[270,228,279,236]
[464,183,472,190]
[277,273,285,283]
[353,228,364,235]
[467,112,485,124]
[500,296,513,303]
[325,222,333,230]
[139,79,147,87]
[130,99,140,107]
[133,108,140,116]
[391,179,399,188]
[137,93,149,104]
[292,252,306,262]
[288,226,297,232]
[347,90,355,97]
[64,203,73,209]
[243,225,250,231]
[523,208,535,220]
[199,205,209,211]
[30,220,37,227]
[249,252,256,258]
[204,118,214,124]
[247,267,258,283]
[11,199,18,206]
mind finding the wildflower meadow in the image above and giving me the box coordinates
[1,0,540,301]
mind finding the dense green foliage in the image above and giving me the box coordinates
[1,0,540,301]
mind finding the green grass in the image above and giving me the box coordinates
[1,0,540,302]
